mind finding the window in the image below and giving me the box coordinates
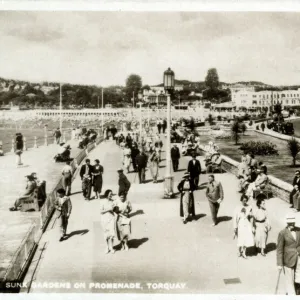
[253,95,257,98]
[286,100,289,104]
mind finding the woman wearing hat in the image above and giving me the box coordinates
[9,175,37,211]
[177,173,196,224]
[149,148,160,183]
[233,194,255,258]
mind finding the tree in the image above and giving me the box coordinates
[273,103,282,117]
[125,74,142,102]
[261,123,265,132]
[241,123,247,135]
[231,120,241,145]
[205,68,219,90]
[287,138,300,167]
[208,114,214,125]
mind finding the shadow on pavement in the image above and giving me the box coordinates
[194,213,206,221]
[159,165,166,168]
[70,191,82,196]
[266,242,277,254]
[128,237,149,249]
[218,216,232,223]
[129,209,144,218]
[66,229,89,239]
[176,169,187,172]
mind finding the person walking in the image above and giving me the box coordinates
[277,214,300,295]
[117,169,131,197]
[157,119,162,134]
[187,153,202,189]
[162,118,167,134]
[149,149,160,183]
[253,197,271,256]
[114,193,132,251]
[171,144,180,172]
[92,159,104,199]
[206,175,224,226]
[100,189,116,254]
[80,159,93,200]
[233,194,255,258]
[53,128,62,144]
[54,188,72,242]
[122,144,132,173]
[177,173,196,224]
[135,149,148,184]
[61,160,73,196]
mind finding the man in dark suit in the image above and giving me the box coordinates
[187,153,201,189]
[79,159,93,200]
[135,149,148,184]
[131,144,140,172]
[171,144,180,172]
[118,169,131,196]
[290,171,300,208]
[277,215,300,295]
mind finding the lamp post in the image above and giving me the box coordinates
[138,91,143,142]
[163,67,175,198]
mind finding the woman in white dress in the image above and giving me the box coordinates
[253,197,271,256]
[114,194,132,251]
[122,144,132,173]
[233,194,255,259]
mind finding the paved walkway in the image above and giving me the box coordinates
[0,139,82,281]
[24,138,296,294]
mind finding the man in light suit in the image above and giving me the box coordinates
[206,174,224,226]
[277,215,300,295]
[187,153,202,190]
[246,168,268,199]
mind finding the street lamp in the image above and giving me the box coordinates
[163,67,175,198]
[138,91,143,143]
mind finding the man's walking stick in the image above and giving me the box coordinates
[275,268,282,294]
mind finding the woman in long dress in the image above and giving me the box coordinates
[149,149,160,183]
[100,190,116,254]
[253,197,271,256]
[233,194,255,258]
[92,159,104,199]
[177,173,195,224]
[123,145,132,173]
[114,194,132,251]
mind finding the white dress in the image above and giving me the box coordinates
[234,205,254,248]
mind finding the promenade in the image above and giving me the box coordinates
[22,136,295,294]
[0,139,82,282]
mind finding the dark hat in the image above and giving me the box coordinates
[183,174,190,179]
[117,168,123,172]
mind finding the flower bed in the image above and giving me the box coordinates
[239,141,279,156]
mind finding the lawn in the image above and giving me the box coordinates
[200,131,297,185]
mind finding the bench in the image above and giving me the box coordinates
[20,181,46,212]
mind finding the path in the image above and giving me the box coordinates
[24,138,294,294]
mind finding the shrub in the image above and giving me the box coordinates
[239,141,279,156]
[215,132,232,140]
[249,120,253,126]
[217,115,222,121]
[256,125,259,130]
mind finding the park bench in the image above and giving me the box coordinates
[20,181,46,212]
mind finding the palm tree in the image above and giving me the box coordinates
[287,138,300,167]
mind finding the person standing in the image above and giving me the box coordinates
[177,173,196,224]
[61,160,73,196]
[187,153,202,189]
[92,159,104,199]
[118,169,131,196]
[135,149,148,184]
[157,119,162,134]
[54,188,72,242]
[290,171,300,208]
[253,197,271,256]
[171,144,180,172]
[131,144,140,172]
[233,194,255,258]
[100,189,116,254]
[149,149,160,183]
[54,128,62,144]
[122,144,132,173]
[206,175,224,226]
[162,118,167,134]
[80,159,93,200]
[277,215,300,295]
[114,193,132,251]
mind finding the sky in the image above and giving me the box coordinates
[1,11,300,87]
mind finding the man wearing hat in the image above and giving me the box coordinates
[290,171,300,208]
[171,144,180,172]
[187,153,202,190]
[80,159,93,200]
[135,148,148,184]
[118,169,131,196]
[277,214,300,295]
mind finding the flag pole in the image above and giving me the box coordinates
[101,88,104,134]
[59,83,62,132]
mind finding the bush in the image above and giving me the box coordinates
[239,141,279,156]
[215,132,232,140]
[256,125,259,130]
[249,120,253,126]
[217,115,222,121]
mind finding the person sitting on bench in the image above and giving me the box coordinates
[207,152,222,173]
[9,175,37,211]
[246,168,268,200]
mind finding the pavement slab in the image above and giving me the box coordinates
[24,138,295,294]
